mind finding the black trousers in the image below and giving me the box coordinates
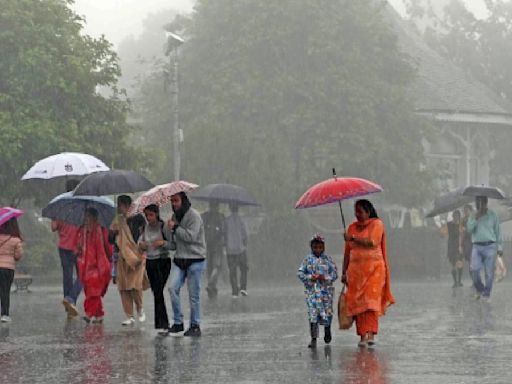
[0,268,14,316]
[227,252,248,295]
[146,258,172,329]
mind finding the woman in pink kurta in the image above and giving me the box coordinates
[77,208,112,323]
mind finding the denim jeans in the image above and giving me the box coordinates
[59,248,82,305]
[168,259,206,327]
[470,243,497,297]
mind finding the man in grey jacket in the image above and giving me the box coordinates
[167,192,206,337]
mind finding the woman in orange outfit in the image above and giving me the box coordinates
[342,199,395,347]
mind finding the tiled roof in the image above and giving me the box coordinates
[384,4,512,116]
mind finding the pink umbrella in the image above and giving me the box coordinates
[0,207,25,226]
[129,181,199,215]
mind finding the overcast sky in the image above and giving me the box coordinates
[72,0,491,47]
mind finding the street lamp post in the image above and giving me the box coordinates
[165,31,184,181]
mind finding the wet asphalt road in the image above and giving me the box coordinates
[0,278,511,384]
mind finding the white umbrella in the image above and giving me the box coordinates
[21,152,109,180]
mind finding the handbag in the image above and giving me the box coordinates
[337,283,354,330]
[495,255,507,282]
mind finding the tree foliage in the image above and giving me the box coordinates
[132,0,432,210]
[0,0,143,204]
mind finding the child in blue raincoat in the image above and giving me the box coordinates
[298,234,338,348]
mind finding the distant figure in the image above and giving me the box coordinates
[76,208,112,323]
[343,199,395,348]
[167,192,206,337]
[460,204,474,278]
[297,234,338,349]
[0,217,24,323]
[139,204,172,334]
[467,196,502,300]
[202,202,225,299]
[109,195,148,326]
[225,203,249,298]
[51,178,81,319]
[445,210,463,288]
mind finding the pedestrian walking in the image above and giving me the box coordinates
[109,195,148,326]
[225,203,249,297]
[51,179,81,319]
[0,214,24,323]
[167,192,206,337]
[467,196,502,300]
[202,202,225,299]
[297,234,338,348]
[139,204,172,333]
[443,210,464,287]
[342,199,395,348]
[76,208,112,323]
[461,204,474,278]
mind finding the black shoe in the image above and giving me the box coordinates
[324,326,332,344]
[168,324,184,334]
[184,325,201,337]
[308,338,317,349]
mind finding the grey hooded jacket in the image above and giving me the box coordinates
[171,207,206,260]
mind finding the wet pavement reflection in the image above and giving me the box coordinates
[1,280,511,383]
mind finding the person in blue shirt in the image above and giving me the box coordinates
[466,196,503,300]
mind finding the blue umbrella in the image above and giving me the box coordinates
[42,192,115,227]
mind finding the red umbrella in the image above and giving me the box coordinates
[295,169,383,229]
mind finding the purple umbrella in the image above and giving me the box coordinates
[0,207,24,226]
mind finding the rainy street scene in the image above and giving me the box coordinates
[3,0,512,383]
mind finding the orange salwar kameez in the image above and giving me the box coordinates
[344,218,395,337]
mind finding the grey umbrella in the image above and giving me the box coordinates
[425,187,473,218]
[73,170,154,196]
[42,192,115,227]
[191,183,260,206]
[462,185,507,200]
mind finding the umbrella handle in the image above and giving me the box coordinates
[338,201,346,231]
[332,168,346,230]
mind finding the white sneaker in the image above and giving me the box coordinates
[0,315,11,323]
[138,309,146,323]
[122,317,135,326]
[240,290,248,296]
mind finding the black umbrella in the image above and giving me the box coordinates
[462,185,506,200]
[191,183,260,206]
[73,170,154,196]
[425,187,473,218]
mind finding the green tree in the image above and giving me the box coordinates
[136,0,432,210]
[0,0,144,205]
[404,0,512,190]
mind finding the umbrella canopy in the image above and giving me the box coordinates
[0,207,24,226]
[129,180,199,215]
[425,187,473,218]
[462,185,506,200]
[295,177,383,209]
[21,152,109,180]
[73,170,154,196]
[191,183,260,206]
[42,192,115,227]
[295,169,383,230]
